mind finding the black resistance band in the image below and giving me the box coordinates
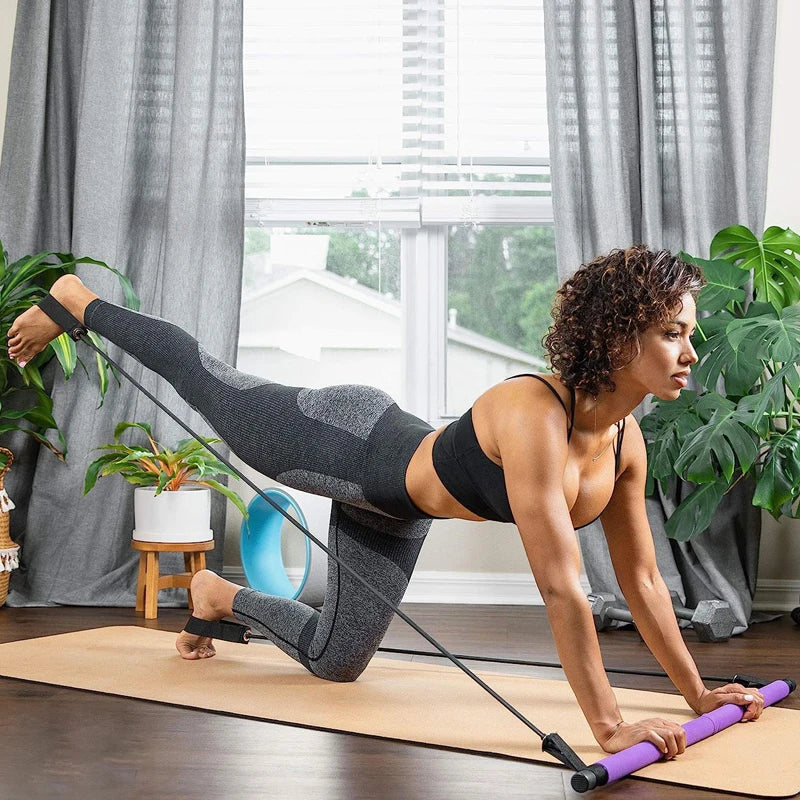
[71,328,586,773]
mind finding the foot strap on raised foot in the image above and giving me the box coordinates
[184,616,252,643]
[38,293,88,341]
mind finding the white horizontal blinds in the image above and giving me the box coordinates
[404,0,550,223]
[244,0,405,216]
[244,0,550,224]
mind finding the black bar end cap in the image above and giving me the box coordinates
[571,764,609,793]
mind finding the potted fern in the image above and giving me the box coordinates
[640,224,800,541]
[84,421,248,543]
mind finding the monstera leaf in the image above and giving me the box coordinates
[640,391,703,492]
[710,225,800,312]
[692,309,765,397]
[665,479,728,541]
[726,304,800,364]
[682,253,749,313]
[673,394,759,484]
[753,429,800,518]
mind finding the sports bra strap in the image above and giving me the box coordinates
[505,373,576,442]
[614,417,626,475]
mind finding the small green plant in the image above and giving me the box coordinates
[0,239,138,462]
[641,224,800,540]
[84,421,249,519]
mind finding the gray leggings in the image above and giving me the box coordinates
[84,300,434,681]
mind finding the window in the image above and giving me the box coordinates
[243,0,554,423]
[241,226,402,395]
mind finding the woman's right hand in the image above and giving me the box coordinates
[598,718,687,757]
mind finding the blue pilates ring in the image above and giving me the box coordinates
[240,488,312,599]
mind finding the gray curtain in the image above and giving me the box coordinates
[542,0,777,628]
[0,0,245,605]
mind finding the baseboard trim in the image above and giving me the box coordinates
[222,567,800,611]
[752,578,800,612]
[222,567,583,605]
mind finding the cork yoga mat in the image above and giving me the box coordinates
[0,626,797,796]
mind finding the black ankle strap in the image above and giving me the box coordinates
[184,616,251,644]
[38,294,88,341]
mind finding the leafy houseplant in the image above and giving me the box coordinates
[84,421,249,522]
[0,239,138,464]
[640,224,800,541]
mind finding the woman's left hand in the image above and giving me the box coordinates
[691,683,764,721]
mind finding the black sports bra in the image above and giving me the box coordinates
[431,374,626,526]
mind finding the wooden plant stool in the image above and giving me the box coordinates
[132,539,215,620]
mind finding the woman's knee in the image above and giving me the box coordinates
[310,655,371,683]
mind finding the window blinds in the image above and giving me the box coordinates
[244,0,550,225]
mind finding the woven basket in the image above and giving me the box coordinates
[0,447,18,607]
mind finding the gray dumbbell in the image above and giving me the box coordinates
[590,592,735,643]
[668,591,736,643]
[588,593,635,631]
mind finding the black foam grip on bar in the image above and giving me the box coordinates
[38,293,88,341]
[184,616,251,643]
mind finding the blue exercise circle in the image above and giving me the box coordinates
[240,488,312,600]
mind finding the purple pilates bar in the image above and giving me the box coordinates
[573,679,793,790]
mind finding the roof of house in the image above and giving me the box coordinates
[241,266,545,366]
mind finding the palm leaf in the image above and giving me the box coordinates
[0,252,59,300]
[47,332,78,380]
[18,428,66,460]
[83,452,127,494]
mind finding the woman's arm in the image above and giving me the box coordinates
[600,416,764,722]
[494,385,688,755]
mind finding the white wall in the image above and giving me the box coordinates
[758,0,800,600]
[0,0,17,158]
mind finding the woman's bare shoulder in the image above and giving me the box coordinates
[477,373,571,415]
[474,374,573,446]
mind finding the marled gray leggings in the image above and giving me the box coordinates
[84,299,434,681]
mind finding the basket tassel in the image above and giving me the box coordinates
[0,488,15,513]
[0,548,19,572]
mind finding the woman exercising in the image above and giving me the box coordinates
[7,245,764,757]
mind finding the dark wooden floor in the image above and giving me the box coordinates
[0,603,798,800]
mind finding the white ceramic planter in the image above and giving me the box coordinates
[132,486,213,543]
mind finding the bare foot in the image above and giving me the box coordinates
[7,274,99,366]
[175,570,242,661]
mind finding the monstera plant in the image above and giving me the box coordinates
[0,239,138,467]
[640,224,800,541]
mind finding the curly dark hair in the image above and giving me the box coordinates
[543,245,705,396]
